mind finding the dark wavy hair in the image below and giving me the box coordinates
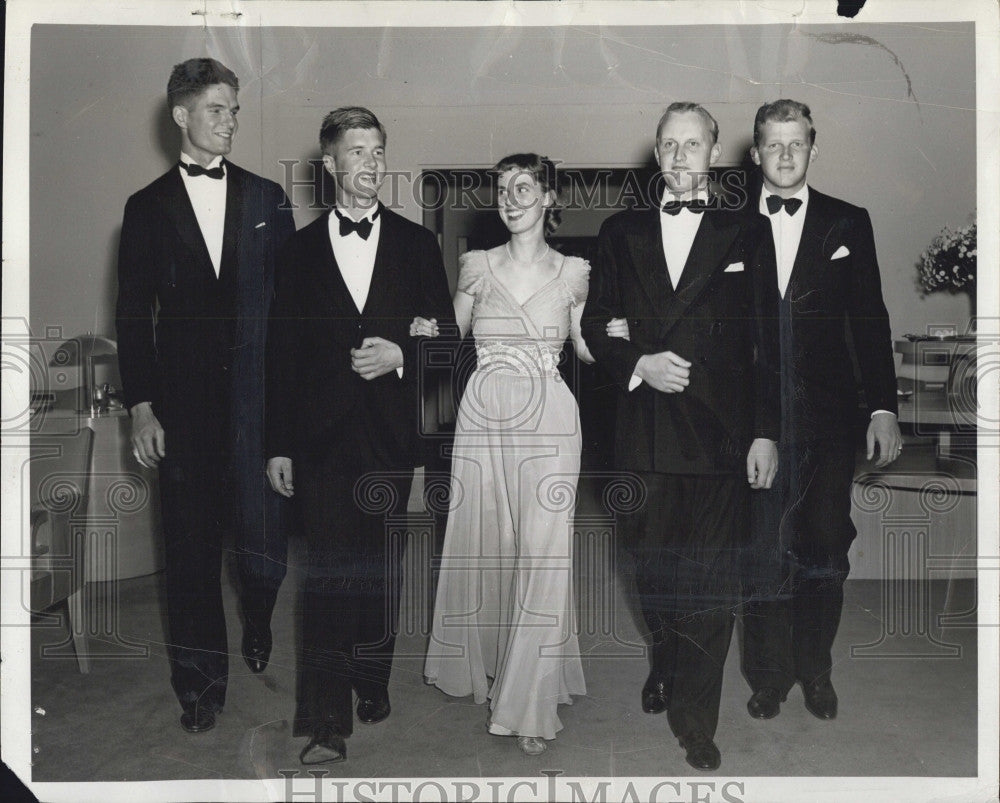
[753,99,816,146]
[319,107,387,154]
[167,58,239,110]
[490,153,562,237]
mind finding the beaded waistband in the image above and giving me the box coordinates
[475,341,560,378]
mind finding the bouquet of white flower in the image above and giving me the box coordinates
[916,221,976,294]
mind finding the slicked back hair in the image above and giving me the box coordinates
[753,99,816,147]
[167,58,239,110]
[319,107,386,154]
[656,102,720,145]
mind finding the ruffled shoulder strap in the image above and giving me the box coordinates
[561,255,591,306]
[457,250,489,297]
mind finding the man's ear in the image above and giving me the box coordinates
[171,105,188,130]
[322,153,337,176]
[709,142,722,167]
[750,147,761,166]
[809,144,818,164]
[652,143,662,169]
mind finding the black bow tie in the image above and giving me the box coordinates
[179,160,225,179]
[661,199,710,216]
[765,195,803,216]
[334,206,380,240]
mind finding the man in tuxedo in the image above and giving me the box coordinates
[116,58,296,733]
[582,102,780,770]
[265,107,454,765]
[740,99,901,723]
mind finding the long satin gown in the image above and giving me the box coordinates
[424,249,589,740]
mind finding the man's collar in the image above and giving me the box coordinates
[179,153,224,170]
[659,187,712,207]
[761,184,809,205]
[334,202,381,223]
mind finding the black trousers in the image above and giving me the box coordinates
[742,438,857,692]
[159,447,230,714]
[623,472,747,739]
[293,450,412,738]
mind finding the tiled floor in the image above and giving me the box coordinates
[25,478,979,788]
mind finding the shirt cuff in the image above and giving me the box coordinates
[628,374,642,391]
[871,409,896,419]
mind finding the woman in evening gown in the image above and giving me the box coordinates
[416,154,598,755]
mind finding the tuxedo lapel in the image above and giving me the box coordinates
[219,162,244,283]
[658,210,740,338]
[788,188,830,293]
[362,206,399,318]
[308,213,363,316]
[158,167,218,281]
[628,209,675,312]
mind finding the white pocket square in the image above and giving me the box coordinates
[831,245,850,259]
[724,262,745,272]
[255,221,267,229]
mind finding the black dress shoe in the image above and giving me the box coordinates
[802,678,838,719]
[641,673,669,714]
[747,687,784,719]
[241,626,272,674]
[356,695,391,724]
[679,731,721,771]
[300,724,347,765]
[180,707,216,733]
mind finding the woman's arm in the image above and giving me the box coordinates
[453,290,474,339]
[570,303,595,364]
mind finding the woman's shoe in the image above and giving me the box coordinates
[517,736,547,756]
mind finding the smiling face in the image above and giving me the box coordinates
[751,118,817,197]
[496,168,553,235]
[173,83,239,167]
[323,127,387,209]
[654,110,721,196]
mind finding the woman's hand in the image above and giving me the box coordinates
[606,317,630,341]
[409,317,440,338]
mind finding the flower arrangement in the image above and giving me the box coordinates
[916,221,976,294]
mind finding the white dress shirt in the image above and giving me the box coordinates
[328,204,402,378]
[660,205,705,290]
[328,205,382,313]
[629,199,707,391]
[759,184,808,299]
[179,153,227,277]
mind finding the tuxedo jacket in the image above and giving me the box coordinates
[582,206,780,475]
[116,160,295,461]
[264,206,455,469]
[751,187,898,442]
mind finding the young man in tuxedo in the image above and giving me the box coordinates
[582,102,780,770]
[265,107,454,765]
[116,58,296,733]
[740,99,901,723]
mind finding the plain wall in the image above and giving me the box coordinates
[29,22,976,346]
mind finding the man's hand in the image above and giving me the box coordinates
[350,337,404,380]
[867,412,902,468]
[130,402,165,468]
[634,351,691,393]
[606,317,630,340]
[746,438,778,489]
[409,317,439,338]
[266,457,294,497]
